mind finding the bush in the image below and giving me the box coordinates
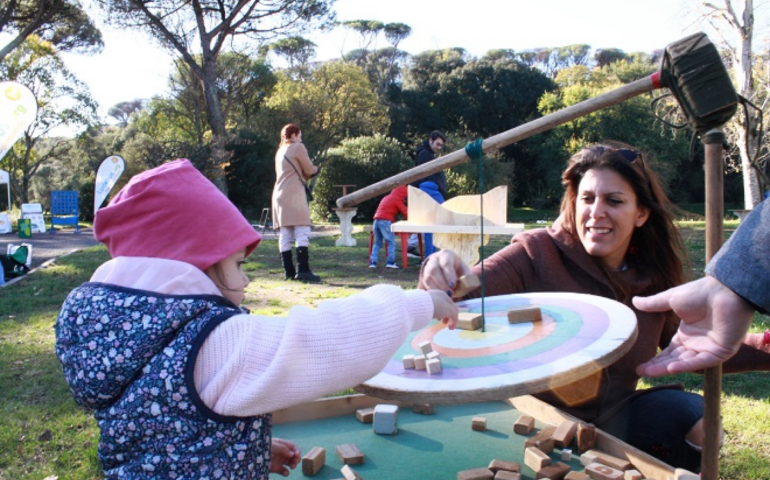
[311,135,413,223]
[225,130,276,221]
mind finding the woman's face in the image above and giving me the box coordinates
[575,168,650,270]
[205,248,250,305]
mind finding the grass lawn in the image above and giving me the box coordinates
[0,220,768,479]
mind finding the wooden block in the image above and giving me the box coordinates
[453,274,480,298]
[472,416,487,431]
[580,450,600,467]
[412,402,434,415]
[418,340,433,355]
[536,462,571,480]
[524,446,552,472]
[674,468,700,479]
[494,471,521,480]
[552,420,577,449]
[302,446,325,476]
[402,354,415,369]
[524,425,556,454]
[513,415,535,435]
[457,468,494,480]
[335,443,364,465]
[623,470,643,480]
[488,459,520,473]
[373,404,398,435]
[565,472,589,480]
[507,305,542,324]
[414,354,427,370]
[426,357,442,374]
[582,450,631,471]
[341,464,363,480]
[576,423,597,453]
[561,448,572,462]
[355,408,374,423]
[585,462,623,480]
[457,312,483,331]
[426,351,441,361]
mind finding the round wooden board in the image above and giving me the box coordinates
[355,292,638,403]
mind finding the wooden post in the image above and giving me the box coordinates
[701,129,725,479]
[336,75,659,209]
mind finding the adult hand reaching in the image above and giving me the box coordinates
[418,250,473,295]
[633,275,755,377]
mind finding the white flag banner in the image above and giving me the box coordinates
[0,81,37,162]
[94,155,126,211]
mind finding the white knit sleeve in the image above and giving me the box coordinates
[193,284,434,417]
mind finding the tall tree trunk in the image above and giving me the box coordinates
[200,55,229,193]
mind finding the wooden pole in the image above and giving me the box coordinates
[336,74,659,208]
[701,129,725,479]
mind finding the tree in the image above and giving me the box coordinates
[262,60,388,161]
[0,0,103,62]
[697,0,764,208]
[108,99,145,126]
[96,0,335,178]
[268,36,317,75]
[0,35,98,204]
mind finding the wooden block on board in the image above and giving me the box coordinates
[414,355,427,370]
[302,446,325,476]
[576,423,597,453]
[426,357,442,374]
[457,312,483,331]
[341,464,363,480]
[524,425,556,454]
[623,470,643,480]
[582,450,631,471]
[513,415,535,435]
[580,450,600,467]
[426,351,440,361]
[552,420,577,449]
[561,448,572,462]
[373,404,398,435]
[355,408,374,424]
[524,446,552,472]
[494,471,522,480]
[585,462,623,480]
[402,354,415,369]
[507,305,542,324]
[674,468,700,479]
[536,461,571,480]
[335,443,364,465]
[472,416,487,431]
[412,402,434,415]
[457,468,494,480]
[452,274,481,298]
[488,459,520,473]
[565,472,589,480]
[418,340,433,355]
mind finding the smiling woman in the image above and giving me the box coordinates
[418,139,770,472]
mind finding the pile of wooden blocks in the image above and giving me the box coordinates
[402,340,442,374]
[457,414,700,480]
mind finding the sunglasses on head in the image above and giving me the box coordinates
[581,145,645,170]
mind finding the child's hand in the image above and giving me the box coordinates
[270,438,301,477]
[428,289,459,330]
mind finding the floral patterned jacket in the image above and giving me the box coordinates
[55,283,272,479]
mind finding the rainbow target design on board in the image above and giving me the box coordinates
[356,292,638,403]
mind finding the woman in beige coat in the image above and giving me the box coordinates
[272,123,320,282]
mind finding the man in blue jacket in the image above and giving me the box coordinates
[408,131,446,258]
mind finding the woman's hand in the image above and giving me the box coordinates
[418,250,473,295]
[270,438,301,476]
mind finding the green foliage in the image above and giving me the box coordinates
[311,135,412,222]
[225,130,275,219]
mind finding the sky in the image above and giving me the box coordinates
[56,0,760,126]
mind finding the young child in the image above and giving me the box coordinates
[370,185,409,269]
[54,159,458,479]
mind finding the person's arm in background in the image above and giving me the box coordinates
[292,143,318,179]
[634,199,770,376]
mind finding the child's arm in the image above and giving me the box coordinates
[194,284,453,417]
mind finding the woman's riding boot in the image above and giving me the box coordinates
[294,246,321,283]
[280,250,296,280]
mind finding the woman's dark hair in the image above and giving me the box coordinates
[280,123,301,146]
[429,130,445,142]
[558,140,688,301]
